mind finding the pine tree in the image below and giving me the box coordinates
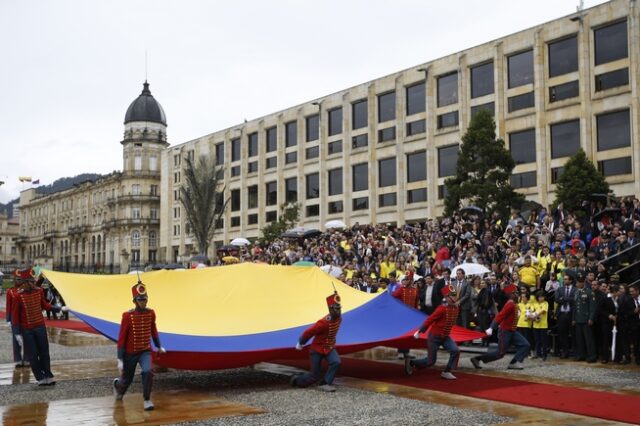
[554,148,610,214]
[444,110,524,218]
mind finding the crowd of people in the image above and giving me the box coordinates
[231,196,640,366]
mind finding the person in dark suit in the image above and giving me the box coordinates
[419,275,438,314]
[617,284,634,364]
[454,269,472,329]
[625,285,640,365]
[432,268,451,310]
[592,279,613,363]
[555,271,577,358]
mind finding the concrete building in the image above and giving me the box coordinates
[0,213,19,271]
[16,82,166,272]
[160,0,639,261]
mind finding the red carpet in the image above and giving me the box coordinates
[0,311,98,334]
[279,357,640,424]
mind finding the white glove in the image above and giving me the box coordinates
[7,321,10,327]
[158,346,167,354]
[15,335,23,347]
[295,342,303,350]
[61,306,69,312]
[413,330,421,339]
[117,359,123,373]
[485,328,493,336]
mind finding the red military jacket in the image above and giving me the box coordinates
[11,287,52,331]
[495,299,519,331]
[419,303,459,337]
[392,286,419,309]
[299,315,342,355]
[5,286,20,323]
[117,308,160,357]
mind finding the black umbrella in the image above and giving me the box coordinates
[281,227,322,239]
[216,245,239,255]
[460,206,484,221]
[151,263,166,270]
[593,207,621,222]
[164,263,186,270]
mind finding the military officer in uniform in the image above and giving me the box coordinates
[405,284,460,380]
[572,272,597,362]
[113,281,166,411]
[291,291,342,392]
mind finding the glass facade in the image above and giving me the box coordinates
[548,36,578,77]
[306,173,319,199]
[328,168,343,196]
[407,150,426,182]
[471,62,494,98]
[597,109,630,151]
[508,50,534,88]
[438,145,458,177]
[406,82,425,115]
[509,129,536,164]
[378,157,396,187]
[352,99,368,129]
[594,20,628,65]
[328,107,343,136]
[352,163,368,192]
[550,120,580,159]
[378,91,396,122]
[437,72,458,107]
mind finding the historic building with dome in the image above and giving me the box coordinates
[15,82,167,273]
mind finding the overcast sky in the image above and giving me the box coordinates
[0,0,608,204]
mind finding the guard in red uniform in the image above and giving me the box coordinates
[291,291,342,392]
[6,269,26,368]
[393,273,419,359]
[113,281,166,411]
[405,284,460,379]
[11,268,64,385]
[471,284,530,370]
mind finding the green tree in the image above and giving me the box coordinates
[259,202,301,245]
[444,110,524,218]
[553,148,610,214]
[180,155,228,257]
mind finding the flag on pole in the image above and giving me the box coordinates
[18,176,32,182]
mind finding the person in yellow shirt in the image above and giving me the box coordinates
[531,290,549,360]
[517,292,535,355]
[379,254,396,280]
[518,255,540,293]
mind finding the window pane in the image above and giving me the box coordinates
[305,146,319,159]
[378,91,396,122]
[406,119,426,136]
[215,142,224,165]
[248,132,259,157]
[328,168,343,196]
[352,197,369,211]
[231,189,240,211]
[352,163,368,192]
[231,165,240,177]
[378,126,396,142]
[511,171,537,188]
[509,129,536,164]
[407,150,427,182]
[352,100,368,130]
[285,177,297,203]
[328,200,343,214]
[438,185,448,199]
[306,173,319,199]
[598,157,632,176]
[470,102,495,118]
[266,181,277,206]
[352,134,368,149]
[328,107,343,136]
[379,193,397,207]
[266,211,277,223]
[437,72,458,107]
[306,115,319,142]
[508,50,534,88]
[406,82,425,115]
[550,120,580,159]
[548,36,578,77]
[285,152,297,164]
[285,121,297,147]
[438,145,458,177]
[378,157,396,187]
[266,127,277,152]
[597,109,630,151]
[248,185,258,209]
[248,214,258,225]
[306,205,319,217]
[231,138,241,161]
[328,140,343,155]
[266,156,277,169]
[231,216,240,227]
[471,62,494,98]
[508,91,534,112]
[551,166,565,184]
[248,161,258,173]
[549,81,579,102]
[437,111,459,129]
[595,68,629,91]
[407,188,427,203]
[595,21,628,65]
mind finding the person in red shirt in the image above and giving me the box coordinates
[113,281,166,411]
[6,269,26,368]
[290,291,342,392]
[393,273,419,359]
[470,284,530,370]
[405,284,460,380]
[11,268,65,385]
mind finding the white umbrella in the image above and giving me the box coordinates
[320,265,343,278]
[0,271,4,277]
[195,263,207,269]
[324,219,346,229]
[451,263,490,276]
[230,237,251,246]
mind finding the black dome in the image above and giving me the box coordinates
[124,81,167,125]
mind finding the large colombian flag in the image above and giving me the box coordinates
[43,264,482,370]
